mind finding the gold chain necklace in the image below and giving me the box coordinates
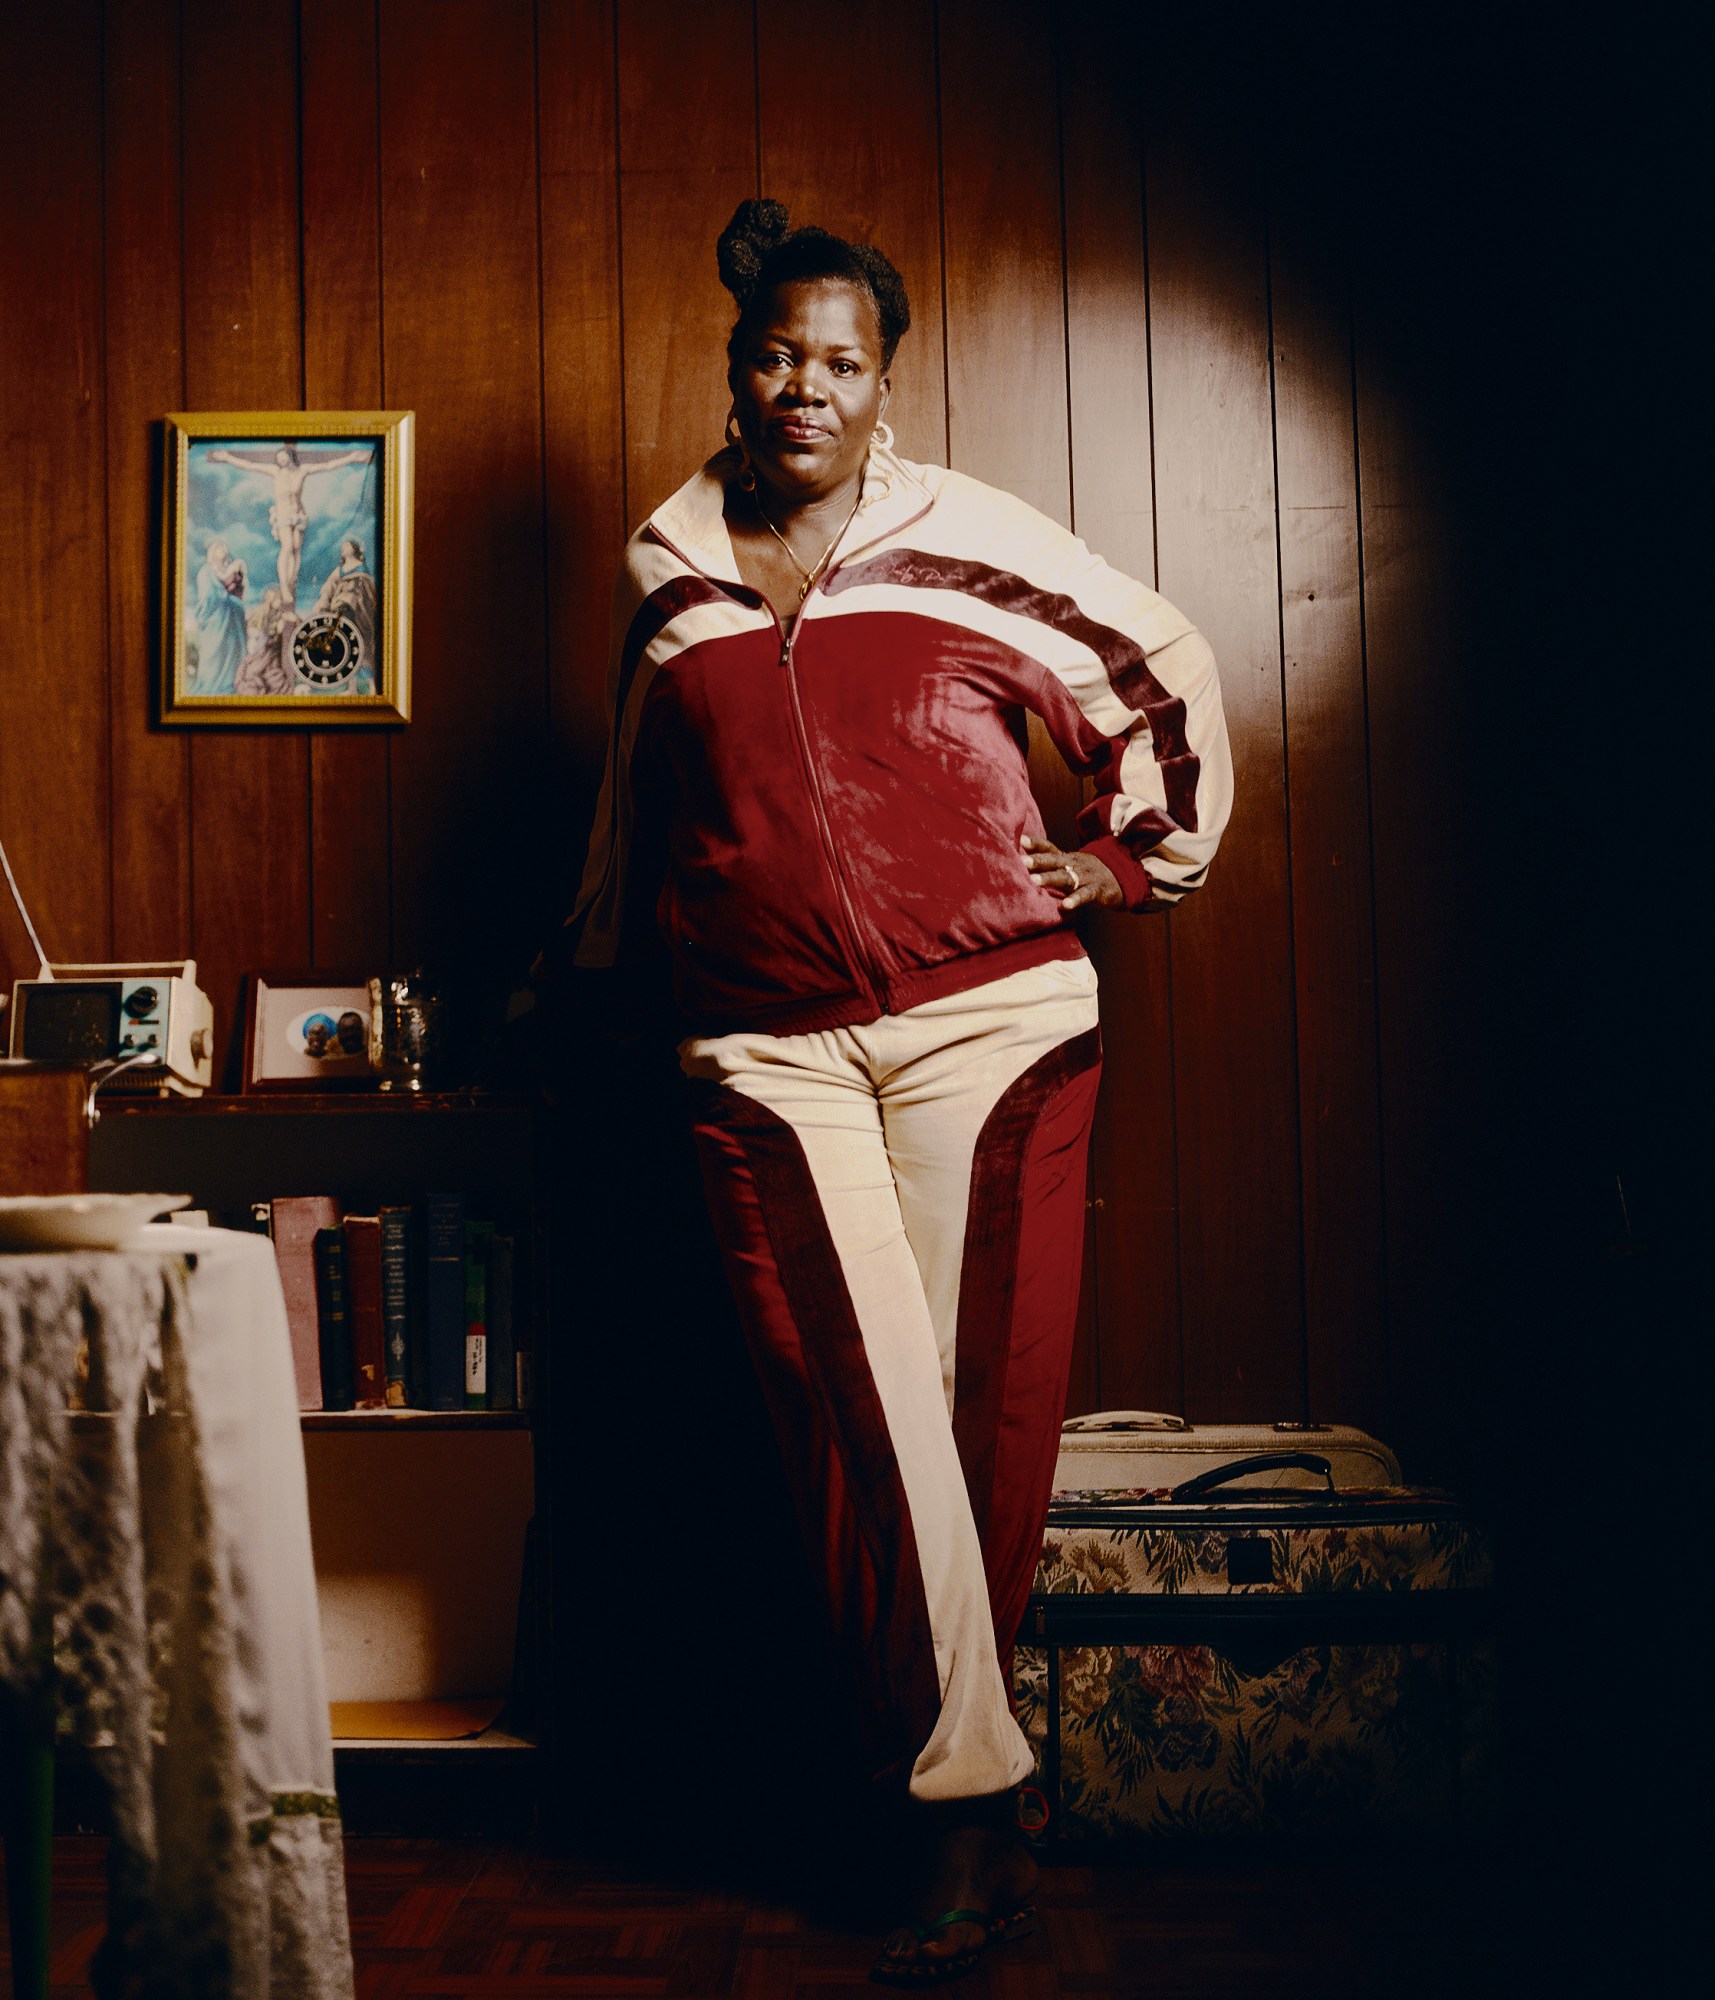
[755,490,862,606]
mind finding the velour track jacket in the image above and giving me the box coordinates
[566,445,1233,1038]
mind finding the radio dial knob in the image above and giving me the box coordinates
[189,1029,209,1063]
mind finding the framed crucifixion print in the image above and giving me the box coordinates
[160,410,413,726]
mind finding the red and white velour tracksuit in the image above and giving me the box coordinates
[568,444,1231,1799]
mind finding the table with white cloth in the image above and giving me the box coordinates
[0,1223,354,1999]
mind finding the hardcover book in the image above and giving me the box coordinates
[513,1229,534,1411]
[407,1204,432,1409]
[313,1224,355,1411]
[463,1217,495,1410]
[268,1194,340,1411]
[378,1205,412,1408]
[486,1233,516,1413]
[342,1214,388,1410]
[425,1192,466,1412]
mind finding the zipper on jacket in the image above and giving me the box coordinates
[646,485,939,1015]
[771,487,934,1004]
[773,590,885,1014]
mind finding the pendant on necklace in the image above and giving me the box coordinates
[756,488,862,613]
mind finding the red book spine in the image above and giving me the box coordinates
[342,1214,388,1411]
[268,1195,341,1411]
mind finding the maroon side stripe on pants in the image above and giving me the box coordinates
[687,1081,943,1789]
[950,1026,1104,1671]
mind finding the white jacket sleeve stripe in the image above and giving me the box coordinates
[569,571,731,965]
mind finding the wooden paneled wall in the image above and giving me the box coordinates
[0,1,1491,1481]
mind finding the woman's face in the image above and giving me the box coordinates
[728,278,889,506]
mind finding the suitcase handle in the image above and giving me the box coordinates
[1061,1409,1192,1434]
[1170,1452,1335,1501]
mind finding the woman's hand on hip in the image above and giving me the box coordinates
[1019,834,1125,912]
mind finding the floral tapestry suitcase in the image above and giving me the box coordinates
[1015,1450,1497,1844]
[1055,1409,1402,1492]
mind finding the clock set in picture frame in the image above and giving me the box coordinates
[160,410,413,726]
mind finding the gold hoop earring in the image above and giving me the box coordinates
[872,420,895,451]
[724,408,755,490]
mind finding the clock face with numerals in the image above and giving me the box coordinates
[291,612,364,689]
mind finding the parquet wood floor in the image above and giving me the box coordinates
[2,1832,1526,1999]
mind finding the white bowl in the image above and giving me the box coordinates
[0,1194,194,1253]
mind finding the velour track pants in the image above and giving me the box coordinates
[680,956,1103,1800]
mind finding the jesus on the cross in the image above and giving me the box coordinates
[206,440,374,609]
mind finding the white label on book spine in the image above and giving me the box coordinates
[465,1331,486,1395]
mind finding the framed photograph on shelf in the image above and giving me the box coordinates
[160,410,413,726]
[242,969,381,1093]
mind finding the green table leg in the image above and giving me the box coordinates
[1,1716,52,2000]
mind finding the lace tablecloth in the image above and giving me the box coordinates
[0,1223,354,1999]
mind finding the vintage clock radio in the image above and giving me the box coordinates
[6,960,214,1095]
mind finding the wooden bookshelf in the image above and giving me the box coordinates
[333,1722,539,1760]
[87,1089,552,1829]
[301,1408,530,1431]
[99,1090,531,1115]
[329,1718,542,1837]
[89,1092,536,1224]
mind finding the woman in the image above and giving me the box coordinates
[563,200,1231,1983]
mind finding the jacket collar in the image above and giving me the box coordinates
[646,442,936,586]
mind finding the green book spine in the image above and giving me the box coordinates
[463,1217,495,1410]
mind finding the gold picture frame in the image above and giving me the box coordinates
[160,410,413,726]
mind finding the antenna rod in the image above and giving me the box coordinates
[0,834,52,979]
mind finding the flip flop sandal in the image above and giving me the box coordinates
[985,1903,1038,1945]
[869,1908,991,1987]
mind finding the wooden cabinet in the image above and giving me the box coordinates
[88,1092,552,1831]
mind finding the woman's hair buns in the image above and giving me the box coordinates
[715,198,794,306]
[717,198,912,370]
